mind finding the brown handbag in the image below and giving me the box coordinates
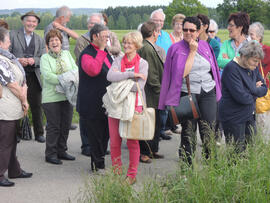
[170,75,200,125]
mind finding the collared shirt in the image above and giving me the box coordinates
[24,29,33,47]
[181,53,216,94]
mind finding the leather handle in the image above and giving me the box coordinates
[170,106,180,125]
[186,75,199,119]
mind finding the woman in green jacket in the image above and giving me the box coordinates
[217,12,250,70]
[41,29,78,165]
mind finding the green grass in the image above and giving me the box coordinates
[77,132,270,202]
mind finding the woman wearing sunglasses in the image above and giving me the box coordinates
[159,16,221,165]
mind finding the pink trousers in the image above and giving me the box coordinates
[108,117,140,179]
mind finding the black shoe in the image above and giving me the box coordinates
[45,157,63,165]
[9,170,32,179]
[70,124,77,130]
[160,134,172,140]
[35,135,45,143]
[150,153,165,159]
[81,149,91,157]
[0,178,15,187]
[58,152,76,160]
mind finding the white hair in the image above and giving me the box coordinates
[56,6,72,18]
[150,8,165,20]
[87,13,104,25]
[249,22,264,42]
[209,19,218,34]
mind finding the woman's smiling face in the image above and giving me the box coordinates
[48,36,62,53]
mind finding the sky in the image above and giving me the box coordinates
[2,0,224,10]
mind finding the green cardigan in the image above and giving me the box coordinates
[217,39,240,69]
[138,40,163,109]
[40,50,78,103]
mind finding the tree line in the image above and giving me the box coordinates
[1,0,270,30]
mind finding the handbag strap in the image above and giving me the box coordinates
[136,81,147,112]
[259,61,264,78]
[186,75,191,96]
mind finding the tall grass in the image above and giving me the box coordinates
[78,132,270,202]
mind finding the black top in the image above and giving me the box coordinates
[77,44,113,119]
[24,35,35,73]
[219,59,267,124]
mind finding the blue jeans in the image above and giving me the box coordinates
[159,110,168,135]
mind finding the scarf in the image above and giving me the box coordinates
[48,50,68,75]
[0,48,26,82]
[121,53,141,107]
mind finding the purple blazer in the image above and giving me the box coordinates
[158,39,222,110]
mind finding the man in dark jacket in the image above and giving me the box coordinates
[138,21,165,163]
[77,24,113,172]
[10,11,46,143]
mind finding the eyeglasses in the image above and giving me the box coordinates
[228,23,236,28]
[174,23,183,27]
[208,30,215,33]
[183,28,197,33]
[98,34,109,39]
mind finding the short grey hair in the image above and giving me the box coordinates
[0,27,9,43]
[87,13,104,25]
[56,6,72,18]
[90,24,108,41]
[239,40,264,59]
[209,19,218,34]
[150,8,166,20]
[249,22,264,43]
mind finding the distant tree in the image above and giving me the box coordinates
[165,0,208,26]
[107,15,115,29]
[116,14,127,30]
[127,14,141,30]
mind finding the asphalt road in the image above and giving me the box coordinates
[0,127,182,203]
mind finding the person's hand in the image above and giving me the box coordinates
[53,21,64,30]
[134,73,146,81]
[189,39,198,53]
[18,58,28,67]
[256,81,263,87]
[27,58,35,66]
[222,53,229,59]
[22,101,29,116]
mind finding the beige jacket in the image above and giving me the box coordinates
[0,55,24,120]
[102,79,136,121]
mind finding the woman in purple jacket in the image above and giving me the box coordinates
[158,16,221,165]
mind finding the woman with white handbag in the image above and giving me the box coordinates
[106,31,148,185]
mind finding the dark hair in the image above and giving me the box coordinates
[89,24,108,41]
[0,27,9,43]
[183,16,201,31]
[45,29,63,46]
[228,12,250,35]
[197,14,210,33]
[102,13,108,25]
[0,19,8,29]
[140,21,157,39]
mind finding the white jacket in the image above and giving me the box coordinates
[103,79,136,121]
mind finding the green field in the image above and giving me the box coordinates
[36,29,270,60]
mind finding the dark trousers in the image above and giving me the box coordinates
[26,72,44,137]
[140,109,160,156]
[43,101,73,158]
[179,88,217,165]
[81,117,109,170]
[79,118,90,153]
[0,120,21,181]
[222,116,256,153]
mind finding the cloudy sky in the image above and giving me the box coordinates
[2,0,224,9]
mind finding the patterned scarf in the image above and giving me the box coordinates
[0,48,26,82]
[48,50,68,75]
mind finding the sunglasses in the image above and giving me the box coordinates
[208,30,215,33]
[183,28,197,33]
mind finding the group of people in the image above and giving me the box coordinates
[0,6,269,187]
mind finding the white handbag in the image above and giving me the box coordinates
[119,82,155,140]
